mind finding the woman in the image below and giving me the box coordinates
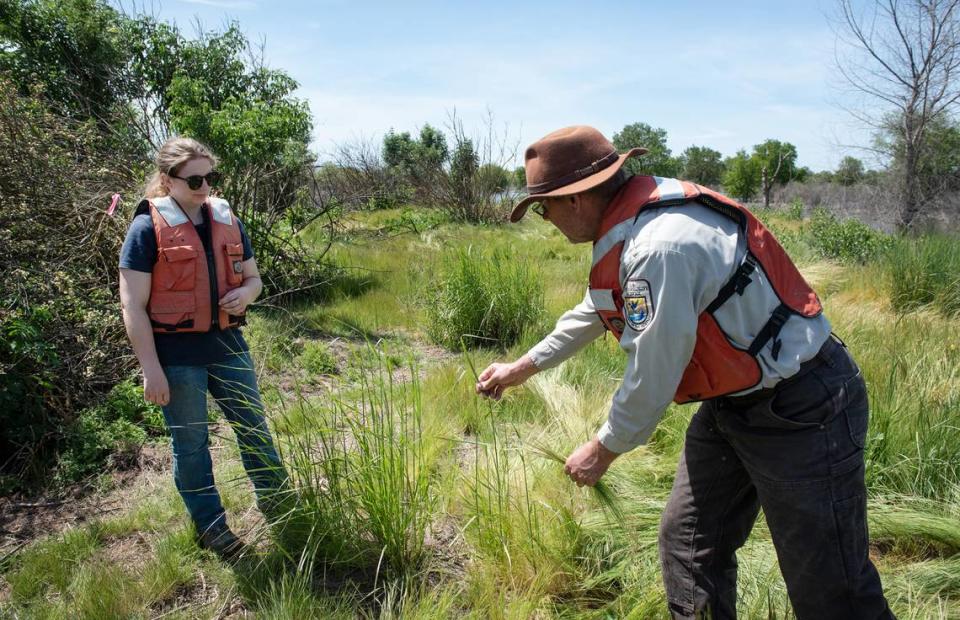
[119,137,288,561]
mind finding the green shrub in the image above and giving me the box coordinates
[886,235,960,316]
[806,208,893,264]
[785,197,805,221]
[425,247,544,350]
[298,340,338,376]
[55,379,163,484]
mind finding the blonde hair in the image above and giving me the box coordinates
[143,137,219,199]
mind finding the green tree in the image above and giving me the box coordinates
[478,163,510,194]
[612,122,682,177]
[512,166,527,189]
[0,0,133,121]
[835,156,865,186]
[722,150,761,202]
[679,145,724,186]
[449,139,479,216]
[751,139,797,208]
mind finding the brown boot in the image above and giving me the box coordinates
[196,526,247,563]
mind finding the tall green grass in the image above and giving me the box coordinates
[270,345,436,578]
[886,234,960,317]
[425,246,544,350]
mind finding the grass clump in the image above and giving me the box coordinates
[886,234,960,317]
[425,246,544,350]
[297,340,338,376]
[272,345,435,578]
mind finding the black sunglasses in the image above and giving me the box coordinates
[169,170,222,190]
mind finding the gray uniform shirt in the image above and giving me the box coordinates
[527,202,832,454]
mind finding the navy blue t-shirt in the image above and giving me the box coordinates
[119,209,254,367]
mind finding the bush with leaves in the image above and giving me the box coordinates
[806,208,893,264]
[0,77,142,486]
[56,379,163,485]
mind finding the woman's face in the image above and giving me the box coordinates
[162,157,214,210]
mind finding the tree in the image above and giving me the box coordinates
[679,145,725,186]
[512,166,527,189]
[0,0,134,122]
[722,150,761,202]
[751,139,797,208]
[836,156,865,185]
[612,122,682,177]
[836,0,960,229]
[877,112,960,190]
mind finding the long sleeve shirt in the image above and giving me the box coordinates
[527,202,832,454]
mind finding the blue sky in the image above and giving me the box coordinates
[144,0,872,171]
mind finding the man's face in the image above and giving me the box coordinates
[538,193,605,243]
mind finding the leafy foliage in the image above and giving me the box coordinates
[806,208,893,264]
[722,150,761,201]
[679,145,725,186]
[752,139,797,207]
[612,122,682,177]
[56,379,163,484]
[836,156,866,186]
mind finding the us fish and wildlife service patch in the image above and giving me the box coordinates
[623,278,653,331]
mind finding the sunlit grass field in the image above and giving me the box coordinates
[2,207,959,618]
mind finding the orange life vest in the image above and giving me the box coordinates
[589,176,822,403]
[137,196,246,334]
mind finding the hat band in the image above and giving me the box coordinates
[526,150,619,194]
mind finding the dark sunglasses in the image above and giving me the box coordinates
[169,170,222,190]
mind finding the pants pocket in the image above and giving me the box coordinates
[842,373,869,449]
[833,493,869,590]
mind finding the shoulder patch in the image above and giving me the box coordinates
[623,278,654,331]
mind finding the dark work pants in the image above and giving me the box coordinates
[658,339,894,619]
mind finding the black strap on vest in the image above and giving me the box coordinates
[151,318,195,332]
[747,303,792,361]
[706,253,758,314]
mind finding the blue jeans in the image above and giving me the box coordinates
[161,351,288,534]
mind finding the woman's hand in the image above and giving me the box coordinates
[219,286,253,316]
[143,366,170,406]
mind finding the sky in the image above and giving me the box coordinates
[138,0,875,171]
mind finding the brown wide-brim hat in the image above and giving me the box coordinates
[510,125,647,223]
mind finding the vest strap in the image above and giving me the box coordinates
[706,253,758,314]
[150,317,196,331]
[747,303,792,361]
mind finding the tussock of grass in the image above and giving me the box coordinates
[425,246,544,350]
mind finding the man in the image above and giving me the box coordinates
[475,126,893,619]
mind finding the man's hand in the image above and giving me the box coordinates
[475,354,539,400]
[564,436,620,487]
[219,286,254,316]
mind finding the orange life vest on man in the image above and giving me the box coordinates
[136,195,246,334]
[589,176,822,403]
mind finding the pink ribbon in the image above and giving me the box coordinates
[107,193,120,216]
